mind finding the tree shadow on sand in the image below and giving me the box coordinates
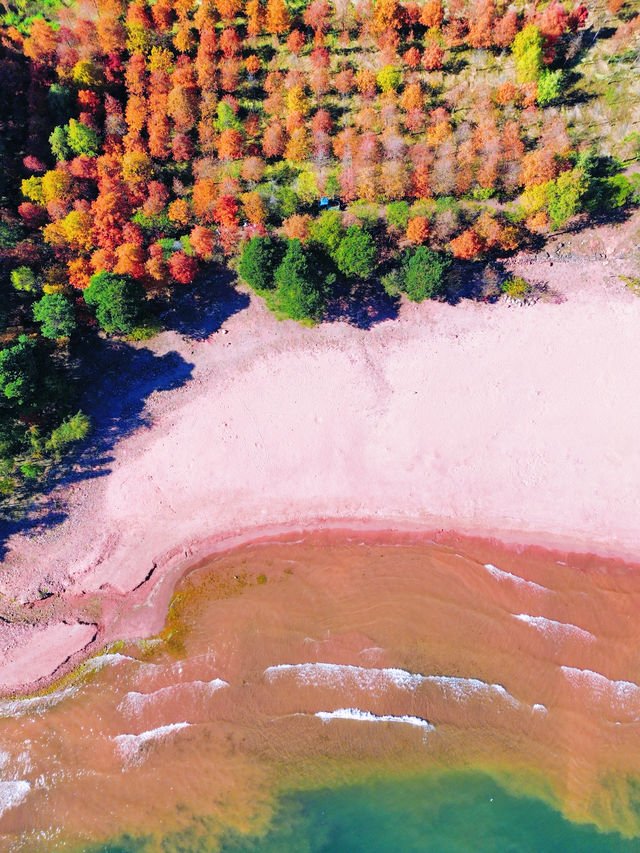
[0,339,195,562]
[324,279,400,330]
[158,266,250,341]
[0,271,251,562]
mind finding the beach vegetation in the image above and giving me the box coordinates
[45,411,91,458]
[501,276,531,301]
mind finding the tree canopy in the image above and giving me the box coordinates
[84,272,145,334]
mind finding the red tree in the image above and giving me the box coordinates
[168,251,199,283]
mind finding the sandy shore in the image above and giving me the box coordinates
[1,214,640,695]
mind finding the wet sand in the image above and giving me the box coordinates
[3,533,640,850]
[1,213,640,693]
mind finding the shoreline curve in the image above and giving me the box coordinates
[2,214,640,697]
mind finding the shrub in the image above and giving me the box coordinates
[46,411,91,458]
[501,276,530,301]
[380,268,403,297]
[20,461,42,480]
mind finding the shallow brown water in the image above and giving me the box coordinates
[2,531,640,850]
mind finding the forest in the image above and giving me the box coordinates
[0,0,639,502]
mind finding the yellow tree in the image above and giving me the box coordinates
[285,127,309,161]
[265,0,290,35]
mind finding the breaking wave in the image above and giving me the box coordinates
[264,663,423,690]
[113,722,191,762]
[315,708,433,730]
[514,614,596,642]
[484,564,548,593]
[0,780,30,818]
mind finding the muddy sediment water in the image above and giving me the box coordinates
[2,531,640,851]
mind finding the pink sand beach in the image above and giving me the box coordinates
[1,215,639,695]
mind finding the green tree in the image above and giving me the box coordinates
[66,119,100,157]
[276,186,299,219]
[309,209,343,256]
[512,24,543,83]
[238,236,284,290]
[10,266,37,293]
[33,293,76,339]
[49,125,70,161]
[0,335,38,407]
[401,246,451,302]
[537,69,563,105]
[84,271,145,334]
[334,226,377,279]
[273,239,325,321]
[47,83,73,116]
[46,411,90,458]
[376,65,401,92]
[547,168,587,228]
[386,201,410,231]
[215,101,241,131]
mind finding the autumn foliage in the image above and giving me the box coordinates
[4,0,593,313]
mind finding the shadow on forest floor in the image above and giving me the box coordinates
[0,271,250,562]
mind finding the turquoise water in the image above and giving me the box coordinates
[96,771,640,852]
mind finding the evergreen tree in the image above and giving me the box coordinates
[401,246,451,302]
[238,236,284,291]
[84,271,145,334]
[273,239,324,321]
[0,335,38,407]
[33,293,76,339]
[334,226,377,279]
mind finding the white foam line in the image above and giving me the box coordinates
[265,663,526,708]
[484,564,548,592]
[315,708,433,730]
[119,678,228,713]
[561,667,640,704]
[264,663,424,690]
[85,652,151,672]
[422,675,519,707]
[0,780,30,817]
[514,614,596,642]
[0,684,79,720]
[113,722,191,761]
